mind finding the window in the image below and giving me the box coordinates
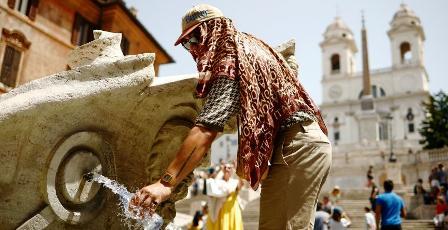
[358,85,386,99]
[71,14,96,46]
[408,123,415,133]
[0,29,30,89]
[0,46,21,87]
[372,85,378,98]
[15,0,30,15]
[7,0,39,20]
[331,54,340,73]
[334,131,340,141]
[379,122,389,140]
[406,108,415,133]
[380,88,386,97]
[121,35,130,55]
[400,42,412,63]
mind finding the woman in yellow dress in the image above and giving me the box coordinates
[206,164,244,230]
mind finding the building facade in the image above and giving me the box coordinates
[210,134,239,165]
[320,4,430,189]
[0,0,173,94]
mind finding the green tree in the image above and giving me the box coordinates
[419,91,448,149]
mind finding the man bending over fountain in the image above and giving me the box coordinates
[130,4,332,229]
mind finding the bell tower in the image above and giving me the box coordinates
[388,4,425,68]
[320,17,358,79]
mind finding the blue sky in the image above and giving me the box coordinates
[125,0,448,104]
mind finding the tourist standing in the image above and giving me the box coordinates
[188,210,204,230]
[375,180,406,230]
[430,167,440,188]
[434,196,447,227]
[438,164,448,188]
[205,164,243,230]
[364,207,376,230]
[413,178,429,204]
[129,4,331,229]
[369,181,380,210]
[330,186,342,205]
[366,165,374,187]
[314,202,330,230]
[328,207,347,230]
[322,196,333,213]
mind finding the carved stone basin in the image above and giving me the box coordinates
[0,31,208,229]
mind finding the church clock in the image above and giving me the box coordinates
[329,85,343,99]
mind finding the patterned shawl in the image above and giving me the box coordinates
[191,17,328,189]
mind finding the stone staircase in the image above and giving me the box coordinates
[175,194,209,215]
[241,192,435,230]
[242,198,260,230]
[337,199,434,230]
[177,189,435,229]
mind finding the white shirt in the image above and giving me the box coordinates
[328,219,346,230]
[365,212,377,230]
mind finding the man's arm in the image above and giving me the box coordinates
[400,207,406,218]
[164,126,217,186]
[375,204,382,228]
[130,76,239,214]
[130,126,217,212]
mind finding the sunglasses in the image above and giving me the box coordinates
[182,36,199,51]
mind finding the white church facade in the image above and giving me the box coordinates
[320,4,431,190]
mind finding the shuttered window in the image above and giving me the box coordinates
[7,0,39,20]
[121,35,130,55]
[0,46,22,87]
[15,0,30,15]
[71,14,96,46]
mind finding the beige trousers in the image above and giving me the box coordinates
[259,121,332,230]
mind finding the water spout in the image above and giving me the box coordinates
[86,172,166,230]
[83,172,94,182]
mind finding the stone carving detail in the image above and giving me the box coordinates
[274,39,298,73]
[0,31,203,229]
[1,28,31,50]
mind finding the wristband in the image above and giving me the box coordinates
[160,172,176,187]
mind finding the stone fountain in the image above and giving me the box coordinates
[0,30,297,229]
[0,30,213,229]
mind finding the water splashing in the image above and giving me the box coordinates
[85,172,167,230]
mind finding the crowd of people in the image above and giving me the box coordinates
[313,166,408,230]
[314,186,352,230]
[189,162,448,229]
[415,163,448,205]
[414,163,448,227]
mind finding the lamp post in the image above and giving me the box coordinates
[385,114,396,162]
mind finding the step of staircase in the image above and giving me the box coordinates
[176,189,435,230]
[334,199,434,230]
[241,197,435,230]
[242,198,260,230]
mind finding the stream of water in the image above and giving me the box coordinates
[88,172,177,230]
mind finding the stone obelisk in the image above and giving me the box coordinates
[358,13,378,142]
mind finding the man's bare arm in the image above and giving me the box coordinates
[400,207,406,218]
[164,125,217,186]
[130,125,217,212]
[375,204,382,228]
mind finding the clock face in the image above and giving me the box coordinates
[329,85,343,99]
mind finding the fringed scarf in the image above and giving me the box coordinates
[190,17,327,189]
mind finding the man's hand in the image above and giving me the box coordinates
[129,181,172,216]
